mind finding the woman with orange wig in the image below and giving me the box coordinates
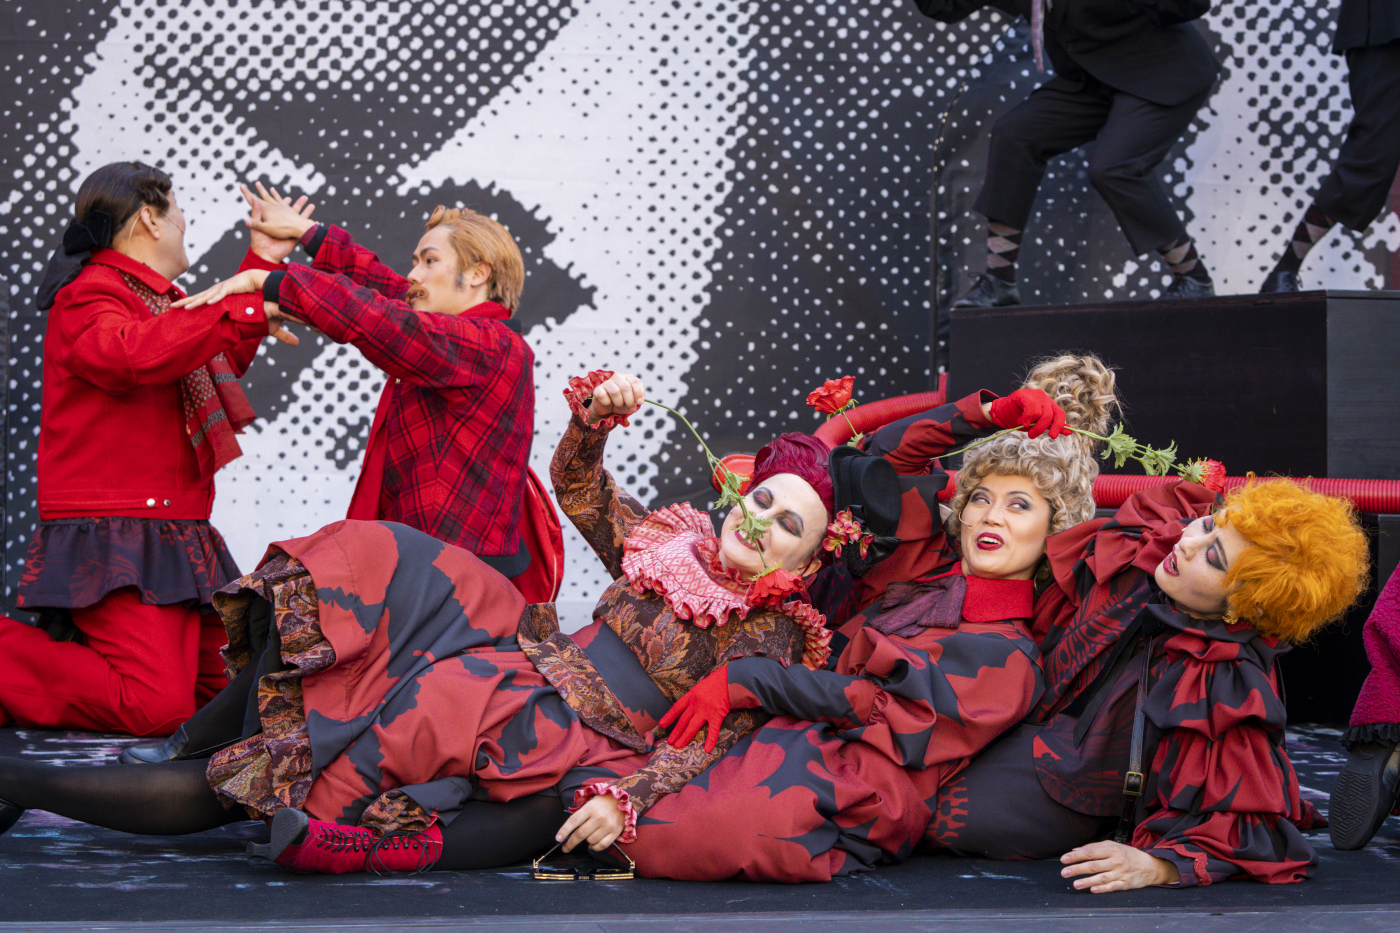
[929,475,1369,891]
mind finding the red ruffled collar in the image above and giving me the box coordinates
[620,503,832,669]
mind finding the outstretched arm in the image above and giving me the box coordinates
[241,180,410,299]
[550,371,652,578]
[663,623,1043,770]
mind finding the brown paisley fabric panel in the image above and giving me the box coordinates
[206,553,335,821]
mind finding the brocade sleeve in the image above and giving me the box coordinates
[549,410,649,579]
[864,389,998,475]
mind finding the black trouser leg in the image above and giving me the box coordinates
[1314,41,1400,232]
[974,82,1114,230]
[1084,85,1210,255]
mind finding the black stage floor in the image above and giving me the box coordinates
[0,726,1396,932]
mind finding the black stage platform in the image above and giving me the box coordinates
[1,726,1397,932]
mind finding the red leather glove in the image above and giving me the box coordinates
[987,387,1069,439]
[660,666,743,753]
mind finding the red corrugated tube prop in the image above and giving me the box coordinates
[752,380,1400,513]
[933,473,1400,510]
[814,373,947,448]
[1089,474,1400,513]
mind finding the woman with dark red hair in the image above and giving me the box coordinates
[0,371,907,871]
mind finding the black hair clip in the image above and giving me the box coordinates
[531,841,635,881]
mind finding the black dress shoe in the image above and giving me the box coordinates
[0,797,23,836]
[1329,740,1400,850]
[118,724,207,764]
[1259,268,1301,293]
[1163,274,1215,300]
[953,273,1020,309]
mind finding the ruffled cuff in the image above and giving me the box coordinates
[784,600,833,670]
[564,370,632,430]
[1342,722,1400,750]
[1143,848,1207,888]
[572,781,639,844]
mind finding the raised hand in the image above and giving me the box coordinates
[585,372,646,424]
[986,387,1070,439]
[172,269,269,309]
[241,181,316,262]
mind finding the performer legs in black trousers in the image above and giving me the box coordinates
[1261,40,1400,292]
[961,76,1215,307]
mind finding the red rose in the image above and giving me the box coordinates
[749,568,803,606]
[1199,459,1228,494]
[806,376,855,415]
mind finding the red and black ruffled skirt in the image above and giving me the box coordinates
[17,517,241,612]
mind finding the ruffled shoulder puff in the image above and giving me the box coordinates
[564,369,634,431]
[621,502,832,669]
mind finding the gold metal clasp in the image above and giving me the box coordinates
[531,841,635,881]
[1122,770,1145,797]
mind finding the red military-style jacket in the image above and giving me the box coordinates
[264,226,534,561]
[37,249,269,520]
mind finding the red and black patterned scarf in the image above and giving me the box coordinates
[122,272,255,477]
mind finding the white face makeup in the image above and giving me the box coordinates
[957,473,1052,581]
[716,472,827,578]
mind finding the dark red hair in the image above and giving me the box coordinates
[748,433,834,521]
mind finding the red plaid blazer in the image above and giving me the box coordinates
[275,226,534,557]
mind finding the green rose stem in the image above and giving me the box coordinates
[641,399,775,572]
[838,409,864,447]
[943,424,1210,483]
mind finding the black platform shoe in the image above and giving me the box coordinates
[953,273,1020,309]
[0,797,24,836]
[1259,268,1300,293]
[1329,740,1400,850]
[117,724,234,764]
[1163,273,1215,300]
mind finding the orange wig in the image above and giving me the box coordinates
[1218,477,1369,643]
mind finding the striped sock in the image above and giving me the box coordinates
[1277,204,1336,272]
[1158,235,1211,283]
[986,221,1022,283]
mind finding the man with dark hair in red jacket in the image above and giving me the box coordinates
[0,162,295,738]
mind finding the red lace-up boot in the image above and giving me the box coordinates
[248,808,443,874]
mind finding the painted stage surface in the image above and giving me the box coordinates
[0,726,1396,931]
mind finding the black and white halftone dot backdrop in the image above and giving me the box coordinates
[1,1,1393,628]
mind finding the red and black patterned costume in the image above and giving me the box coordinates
[261,224,537,582]
[930,482,1323,886]
[202,394,829,839]
[619,393,1046,882]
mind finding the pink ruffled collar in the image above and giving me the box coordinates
[620,503,832,669]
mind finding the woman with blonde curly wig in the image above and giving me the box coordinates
[932,468,1368,892]
[619,355,1118,882]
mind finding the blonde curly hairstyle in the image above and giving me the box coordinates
[946,354,1120,563]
